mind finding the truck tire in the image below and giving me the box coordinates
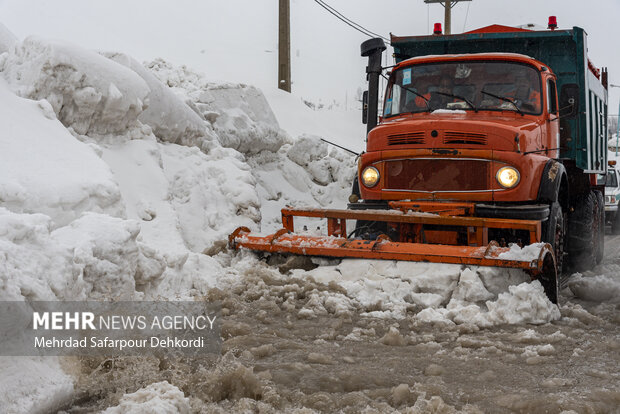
[542,201,565,275]
[594,190,604,264]
[566,191,596,272]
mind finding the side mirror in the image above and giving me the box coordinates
[559,84,579,118]
[362,90,369,124]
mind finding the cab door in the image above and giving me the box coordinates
[545,77,560,159]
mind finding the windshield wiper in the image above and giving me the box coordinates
[401,85,431,113]
[432,91,477,112]
[481,90,524,116]
[380,73,431,113]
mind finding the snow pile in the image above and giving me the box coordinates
[0,22,18,54]
[300,259,560,326]
[146,59,289,154]
[415,278,560,327]
[568,273,620,303]
[0,208,167,302]
[102,138,260,255]
[0,357,73,414]
[51,213,166,298]
[104,52,214,149]
[102,381,190,414]
[483,280,561,324]
[497,242,546,261]
[248,135,356,231]
[144,59,356,233]
[287,134,345,185]
[0,79,124,226]
[158,144,260,251]
[1,37,149,138]
[0,208,74,301]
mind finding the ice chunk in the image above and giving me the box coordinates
[102,381,190,414]
[452,268,495,302]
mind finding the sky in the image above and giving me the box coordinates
[1,0,620,114]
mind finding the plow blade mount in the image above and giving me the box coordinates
[228,206,559,302]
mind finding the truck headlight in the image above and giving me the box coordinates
[496,166,520,188]
[361,166,380,188]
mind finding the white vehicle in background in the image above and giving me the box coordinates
[598,164,620,234]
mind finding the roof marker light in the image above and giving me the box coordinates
[548,16,557,30]
[433,23,442,35]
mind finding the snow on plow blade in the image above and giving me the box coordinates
[228,206,558,302]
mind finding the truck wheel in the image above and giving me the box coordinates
[567,191,596,272]
[594,190,604,264]
[542,201,565,275]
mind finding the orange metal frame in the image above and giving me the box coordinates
[280,205,540,246]
[228,204,552,280]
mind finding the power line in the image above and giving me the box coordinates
[314,0,389,41]
[462,2,471,32]
[313,0,390,42]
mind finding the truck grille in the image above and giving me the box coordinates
[443,131,487,145]
[385,158,490,192]
[387,132,425,145]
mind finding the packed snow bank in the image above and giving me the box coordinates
[0,22,18,54]
[249,135,356,232]
[52,213,166,298]
[102,381,190,414]
[146,59,289,154]
[1,36,149,138]
[101,138,260,255]
[0,208,165,302]
[0,357,73,414]
[143,59,356,234]
[159,144,261,250]
[0,208,74,301]
[0,79,123,226]
[104,52,214,149]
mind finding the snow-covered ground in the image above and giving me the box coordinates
[0,22,619,413]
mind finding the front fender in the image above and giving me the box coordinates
[537,160,567,205]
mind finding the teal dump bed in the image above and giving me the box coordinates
[391,27,607,173]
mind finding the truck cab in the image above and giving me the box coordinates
[359,54,560,211]
[598,166,620,232]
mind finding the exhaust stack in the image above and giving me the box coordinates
[361,38,386,134]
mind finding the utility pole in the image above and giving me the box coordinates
[423,0,471,35]
[278,0,291,92]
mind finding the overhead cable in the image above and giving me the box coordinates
[313,0,390,42]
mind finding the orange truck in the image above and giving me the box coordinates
[230,20,608,303]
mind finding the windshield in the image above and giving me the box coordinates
[597,169,618,187]
[383,61,542,117]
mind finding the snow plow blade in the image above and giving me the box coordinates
[228,205,558,302]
